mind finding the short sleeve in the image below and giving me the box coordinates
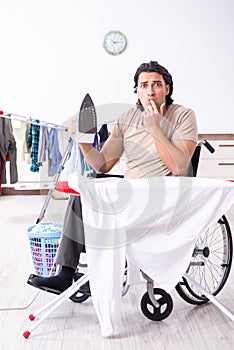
[171,108,197,143]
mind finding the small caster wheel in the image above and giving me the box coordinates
[140,288,173,321]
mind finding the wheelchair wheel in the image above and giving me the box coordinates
[176,215,233,305]
[140,288,173,321]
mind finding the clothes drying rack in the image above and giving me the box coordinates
[0,110,71,223]
[0,110,68,131]
[35,136,73,224]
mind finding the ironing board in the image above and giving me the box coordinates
[67,174,234,337]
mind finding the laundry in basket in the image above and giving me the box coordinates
[27,222,62,276]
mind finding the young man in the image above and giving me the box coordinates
[28,61,197,295]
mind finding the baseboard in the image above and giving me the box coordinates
[1,187,49,195]
[0,181,54,195]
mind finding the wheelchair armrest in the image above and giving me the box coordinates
[203,140,215,153]
[198,140,215,153]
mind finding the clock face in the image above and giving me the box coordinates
[103,30,127,55]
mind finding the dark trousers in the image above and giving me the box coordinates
[55,195,86,269]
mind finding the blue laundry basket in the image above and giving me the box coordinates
[27,222,62,276]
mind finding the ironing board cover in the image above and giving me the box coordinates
[68,174,234,337]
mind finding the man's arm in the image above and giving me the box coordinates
[143,100,196,176]
[78,134,124,174]
[152,132,196,176]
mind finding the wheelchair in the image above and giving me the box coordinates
[66,140,233,322]
[136,141,233,322]
[23,140,234,338]
[175,142,233,307]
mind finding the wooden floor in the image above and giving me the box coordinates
[0,194,234,350]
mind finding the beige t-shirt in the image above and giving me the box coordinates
[111,104,197,178]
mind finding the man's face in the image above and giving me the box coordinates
[136,72,170,110]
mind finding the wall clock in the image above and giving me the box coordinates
[103,30,127,55]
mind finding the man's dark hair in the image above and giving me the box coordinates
[134,61,174,108]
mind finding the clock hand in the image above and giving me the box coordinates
[107,37,120,43]
[112,40,122,44]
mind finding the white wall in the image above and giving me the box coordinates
[0,0,234,132]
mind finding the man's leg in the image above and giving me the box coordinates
[28,195,85,293]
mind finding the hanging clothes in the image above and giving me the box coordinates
[98,124,108,150]
[48,127,62,176]
[20,120,31,163]
[0,116,18,184]
[65,141,85,177]
[65,125,108,178]
[38,125,49,163]
[0,155,2,195]
[27,119,42,172]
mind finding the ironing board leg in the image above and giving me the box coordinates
[184,273,234,322]
[23,273,89,338]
